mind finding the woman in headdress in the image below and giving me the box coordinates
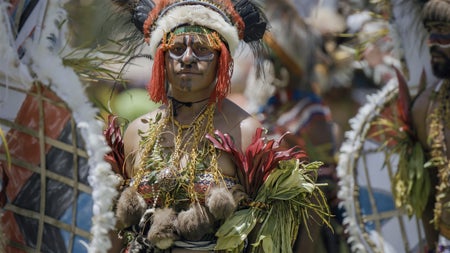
[243,1,348,252]
[105,0,330,252]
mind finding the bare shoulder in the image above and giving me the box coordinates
[123,107,165,172]
[412,81,439,149]
[217,99,262,150]
[412,82,438,118]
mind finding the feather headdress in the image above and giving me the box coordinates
[111,0,267,104]
[111,0,267,57]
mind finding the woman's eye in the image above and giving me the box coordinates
[194,46,213,56]
[171,45,186,55]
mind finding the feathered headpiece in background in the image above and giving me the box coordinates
[243,0,325,112]
[423,0,450,24]
[422,0,450,59]
[110,0,268,104]
[308,6,354,93]
[260,0,317,89]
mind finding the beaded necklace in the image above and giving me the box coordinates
[131,101,223,209]
[428,79,450,229]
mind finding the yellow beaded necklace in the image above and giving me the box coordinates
[428,80,450,229]
[131,101,223,208]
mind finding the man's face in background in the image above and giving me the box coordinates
[426,22,450,79]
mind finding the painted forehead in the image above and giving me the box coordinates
[170,32,213,45]
[424,22,450,31]
[166,26,223,49]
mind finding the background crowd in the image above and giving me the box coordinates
[1,0,449,252]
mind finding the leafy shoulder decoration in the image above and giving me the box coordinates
[337,69,427,253]
[206,128,330,253]
[369,69,428,218]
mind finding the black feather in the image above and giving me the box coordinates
[132,1,154,33]
[233,0,267,42]
[111,0,132,6]
[111,0,135,11]
[130,0,155,32]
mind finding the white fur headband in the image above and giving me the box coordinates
[148,4,240,57]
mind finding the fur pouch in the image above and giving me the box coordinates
[147,207,179,249]
[231,184,248,202]
[115,187,147,229]
[206,186,238,220]
[177,202,215,241]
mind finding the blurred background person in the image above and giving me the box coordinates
[409,0,450,251]
[243,1,351,252]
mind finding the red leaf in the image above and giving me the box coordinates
[103,115,127,178]
[207,128,308,198]
[394,67,412,132]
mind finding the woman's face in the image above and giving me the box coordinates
[425,22,450,79]
[165,33,219,95]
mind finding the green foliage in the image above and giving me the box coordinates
[62,43,129,84]
[215,160,330,253]
[370,111,429,218]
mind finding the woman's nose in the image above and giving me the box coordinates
[181,47,195,64]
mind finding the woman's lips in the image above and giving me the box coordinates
[178,71,200,75]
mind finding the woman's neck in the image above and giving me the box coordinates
[168,96,212,124]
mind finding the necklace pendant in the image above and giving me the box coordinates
[157,165,178,192]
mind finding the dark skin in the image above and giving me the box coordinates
[108,33,262,253]
[411,21,450,250]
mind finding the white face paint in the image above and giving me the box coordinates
[166,33,219,93]
[425,23,450,78]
